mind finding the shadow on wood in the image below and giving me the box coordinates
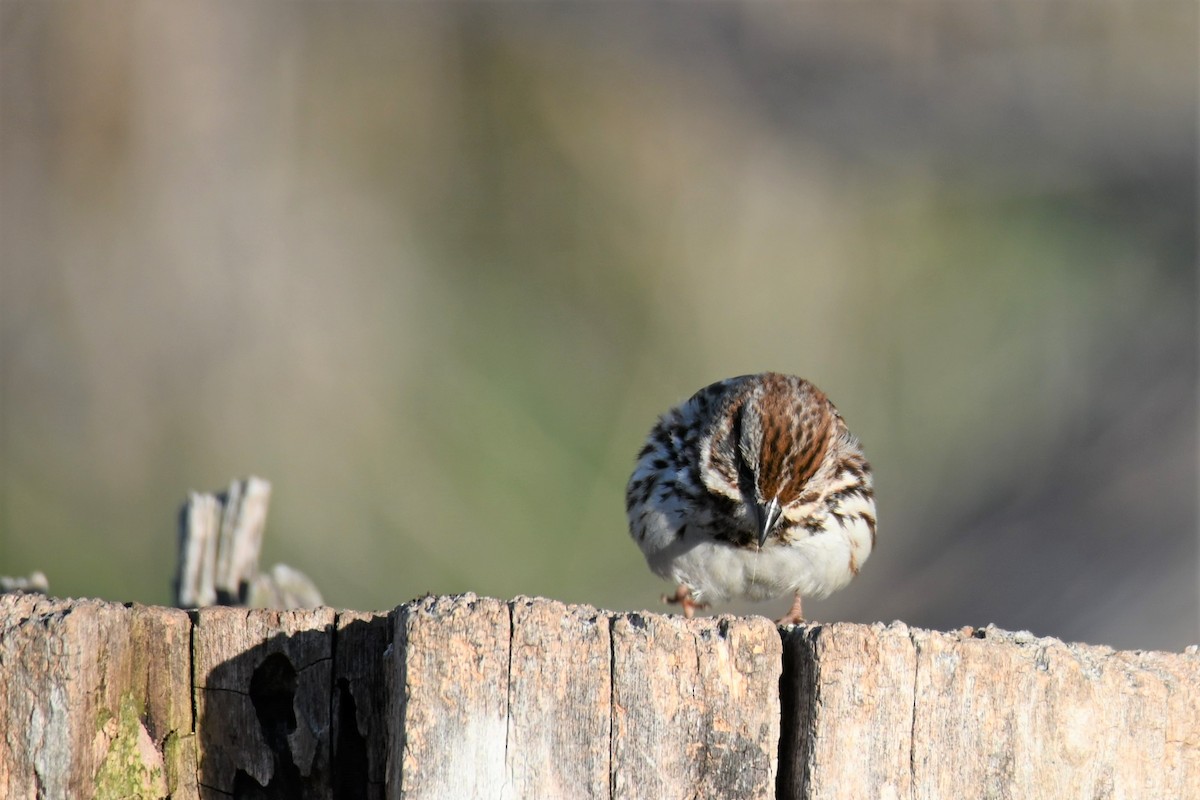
[192,607,391,799]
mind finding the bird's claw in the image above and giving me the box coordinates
[774,592,806,626]
[662,584,709,618]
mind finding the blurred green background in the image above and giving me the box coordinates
[1,2,1195,651]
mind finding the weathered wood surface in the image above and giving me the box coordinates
[175,477,273,607]
[506,598,611,797]
[2,594,1198,799]
[193,606,337,799]
[611,611,781,800]
[176,491,223,608]
[0,596,192,800]
[174,477,323,610]
[387,595,511,798]
[387,595,781,799]
[334,609,393,800]
[780,622,1200,800]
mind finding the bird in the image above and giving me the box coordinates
[625,372,875,625]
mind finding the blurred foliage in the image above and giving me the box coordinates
[0,1,1195,650]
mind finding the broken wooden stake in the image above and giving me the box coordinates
[174,477,322,610]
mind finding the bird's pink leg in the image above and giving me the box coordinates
[775,592,805,626]
[662,584,709,618]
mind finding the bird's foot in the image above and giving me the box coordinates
[775,592,806,626]
[662,584,709,618]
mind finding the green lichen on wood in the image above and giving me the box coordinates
[95,704,115,732]
[163,729,199,797]
[93,693,167,800]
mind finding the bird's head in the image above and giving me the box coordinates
[736,373,834,547]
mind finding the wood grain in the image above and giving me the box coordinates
[505,597,611,798]
[3,594,1197,800]
[611,611,782,800]
[779,621,917,799]
[192,606,335,799]
[910,625,1200,799]
[0,595,191,800]
[780,622,1200,800]
[333,608,393,800]
[387,594,511,800]
[177,477,299,609]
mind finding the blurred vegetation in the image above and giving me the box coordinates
[1,1,1195,650]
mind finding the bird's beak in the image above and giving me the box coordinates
[756,497,782,550]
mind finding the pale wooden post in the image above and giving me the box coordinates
[780,622,1200,799]
[778,621,918,798]
[386,594,782,799]
[175,477,273,607]
[174,477,323,610]
[2,594,1198,799]
[610,611,781,800]
[176,492,222,607]
[387,595,511,798]
[0,595,193,799]
[505,597,612,797]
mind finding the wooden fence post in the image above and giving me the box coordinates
[0,595,192,799]
[2,594,1198,799]
[780,622,1200,799]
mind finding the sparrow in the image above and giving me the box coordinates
[625,373,875,625]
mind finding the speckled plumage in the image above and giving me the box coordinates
[625,373,875,624]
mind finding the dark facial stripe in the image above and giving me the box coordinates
[730,402,757,506]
